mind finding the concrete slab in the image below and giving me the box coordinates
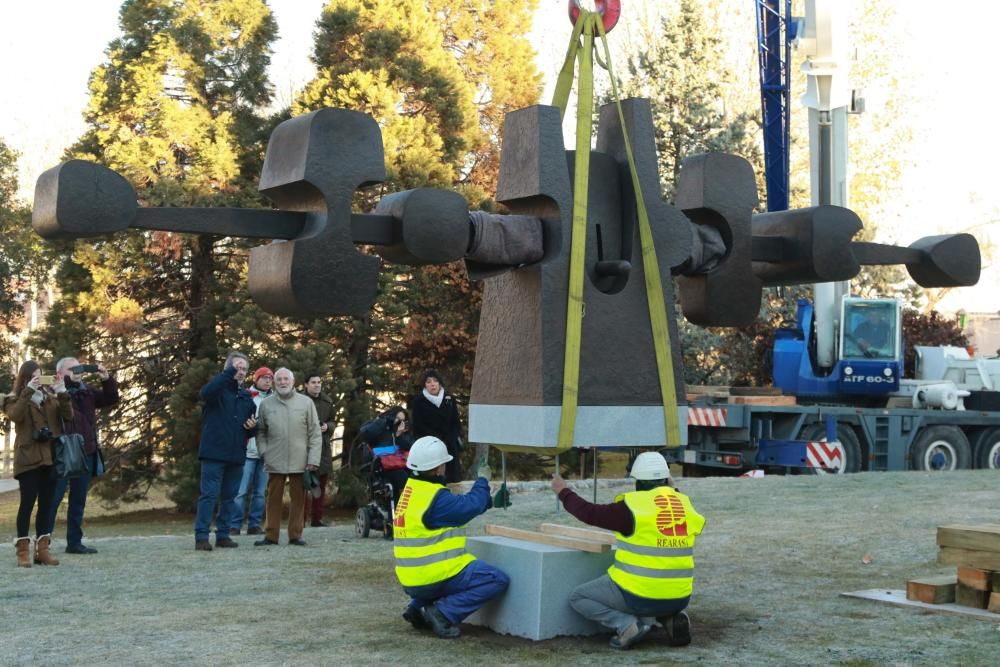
[466,535,614,640]
[841,589,1000,622]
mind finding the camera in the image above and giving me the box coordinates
[33,427,54,442]
[70,364,101,374]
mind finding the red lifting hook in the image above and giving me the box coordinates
[568,0,621,33]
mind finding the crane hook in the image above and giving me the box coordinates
[568,0,621,33]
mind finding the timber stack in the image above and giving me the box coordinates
[906,525,1000,612]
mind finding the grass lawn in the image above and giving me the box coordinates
[1,470,998,666]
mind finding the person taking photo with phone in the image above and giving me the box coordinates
[49,357,119,555]
[3,360,73,568]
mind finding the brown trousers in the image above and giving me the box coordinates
[265,473,304,543]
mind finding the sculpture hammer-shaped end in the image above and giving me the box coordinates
[32,160,137,240]
[906,233,981,287]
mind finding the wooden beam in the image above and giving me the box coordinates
[939,547,1000,571]
[992,572,1000,593]
[540,523,616,545]
[906,575,956,604]
[484,525,611,553]
[937,525,1000,552]
[957,566,993,591]
[990,593,1000,614]
[956,582,990,609]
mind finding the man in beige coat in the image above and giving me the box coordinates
[254,368,321,546]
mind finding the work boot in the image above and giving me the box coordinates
[229,528,241,536]
[289,538,307,546]
[420,604,460,639]
[195,540,213,551]
[254,538,279,547]
[33,535,60,566]
[663,611,692,647]
[215,538,238,548]
[609,621,651,650]
[402,606,428,631]
[15,537,31,568]
[310,520,329,528]
[246,526,263,536]
[65,543,98,554]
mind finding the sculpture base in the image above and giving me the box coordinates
[468,404,689,447]
[465,535,615,640]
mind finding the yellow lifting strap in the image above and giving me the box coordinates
[545,10,682,453]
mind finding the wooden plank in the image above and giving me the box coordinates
[957,566,993,591]
[992,572,1000,593]
[483,525,611,553]
[840,589,1000,622]
[939,546,1000,571]
[906,575,956,604]
[956,582,990,609]
[989,593,1000,614]
[726,395,797,406]
[937,525,1000,552]
[539,523,616,545]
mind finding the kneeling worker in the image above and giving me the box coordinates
[393,436,511,638]
[551,452,705,650]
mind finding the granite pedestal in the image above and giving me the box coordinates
[465,535,615,640]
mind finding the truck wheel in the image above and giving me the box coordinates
[797,423,862,474]
[972,428,1000,470]
[909,426,971,471]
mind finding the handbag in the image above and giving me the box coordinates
[93,446,105,477]
[53,431,88,479]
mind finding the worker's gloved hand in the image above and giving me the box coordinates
[476,455,492,481]
[492,483,512,509]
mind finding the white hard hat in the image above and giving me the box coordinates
[629,452,671,481]
[407,436,453,472]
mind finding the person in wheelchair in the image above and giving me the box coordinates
[360,406,414,504]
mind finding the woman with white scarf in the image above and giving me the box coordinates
[409,369,464,483]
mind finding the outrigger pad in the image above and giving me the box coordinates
[32,160,137,239]
[906,233,981,287]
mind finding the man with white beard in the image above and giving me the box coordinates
[254,368,321,546]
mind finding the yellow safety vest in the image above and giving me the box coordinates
[393,477,476,587]
[607,488,705,600]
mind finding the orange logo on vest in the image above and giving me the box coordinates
[653,493,688,537]
[394,487,412,528]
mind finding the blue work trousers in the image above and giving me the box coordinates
[194,460,243,542]
[231,457,267,531]
[403,560,510,624]
[50,453,96,547]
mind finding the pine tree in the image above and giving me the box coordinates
[295,0,540,471]
[29,0,279,507]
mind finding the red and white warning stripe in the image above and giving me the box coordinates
[687,407,727,427]
[806,440,844,473]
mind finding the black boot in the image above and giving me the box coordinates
[420,604,460,639]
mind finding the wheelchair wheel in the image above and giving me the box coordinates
[355,507,371,538]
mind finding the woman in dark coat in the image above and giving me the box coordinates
[408,369,463,483]
[3,360,74,567]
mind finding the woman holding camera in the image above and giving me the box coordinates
[360,406,414,502]
[4,360,73,567]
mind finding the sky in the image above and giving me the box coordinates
[0,0,997,315]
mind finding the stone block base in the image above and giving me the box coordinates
[465,535,614,640]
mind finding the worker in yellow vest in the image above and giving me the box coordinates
[393,436,512,638]
[551,452,705,650]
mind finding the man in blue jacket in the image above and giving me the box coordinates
[393,436,511,638]
[194,352,258,551]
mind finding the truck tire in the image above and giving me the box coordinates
[972,428,1000,470]
[797,423,862,474]
[909,426,971,471]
